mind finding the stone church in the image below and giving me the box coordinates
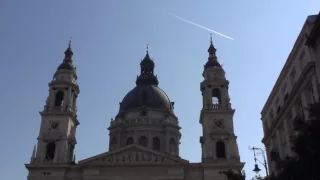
[25,38,244,180]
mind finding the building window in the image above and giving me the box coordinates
[140,110,147,116]
[275,97,279,106]
[282,83,287,93]
[138,136,148,147]
[42,172,52,176]
[309,84,316,104]
[269,110,275,122]
[152,137,160,151]
[45,142,56,160]
[110,138,117,150]
[212,88,221,104]
[285,109,294,133]
[126,137,133,145]
[297,99,305,120]
[276,105,281,115]
[216,141,226,158]
[299,50,306,67]
[169,138,177,155]
[54,91,64,107]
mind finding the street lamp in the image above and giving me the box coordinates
[249,146,269,177]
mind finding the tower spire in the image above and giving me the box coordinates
[136,45,159,86]
[146,44,149,55]
[57,39,76,71]
[204,34,221,69]
[64,38,73,63]
[208,34,216,56]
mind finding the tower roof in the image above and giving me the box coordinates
[117,47,173,112]
[140,45,154,66]
[57,40,76,71]
[136,45,158,86]
[204,35,222,69]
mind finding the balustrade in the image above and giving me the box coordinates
[110,117,179,126]
[207,104,222,109]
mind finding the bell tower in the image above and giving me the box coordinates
[199,36,241,163]
[30,41,80,164]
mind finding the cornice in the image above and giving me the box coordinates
[262,61,315,143]
[261,21,311,116]
[40,111,80,126]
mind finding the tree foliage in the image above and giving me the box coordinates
[271,101,320,180]
[222,102,320,180]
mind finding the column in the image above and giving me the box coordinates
[211,139,216,160]
[148,131,152,149]
[68,88,72,111]
[36,141,46,163]
[117,132,121,148]
[201,142,207,159]
[50,89,56,108]
[165,132,169,152]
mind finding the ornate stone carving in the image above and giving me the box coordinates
[97,151,175,164]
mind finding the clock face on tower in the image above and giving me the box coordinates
[212,119,224,129]
[49,121,59,130]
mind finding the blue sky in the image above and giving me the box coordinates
[0,0,319,179]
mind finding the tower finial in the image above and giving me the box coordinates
[146,44,149,55]
[64,37,73,62]
[210,33,213,44]
[68,37,72,48]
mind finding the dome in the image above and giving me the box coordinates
[120,84,173,111]
[140,53,154,66]
[204,59,222,68]
[57,61,75,71]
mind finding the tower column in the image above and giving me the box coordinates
[199,35,242,170]
[31,40,79,165]
[212,139,216,160]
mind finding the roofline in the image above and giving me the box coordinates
[306,12,320,47]
[260,16,313,116]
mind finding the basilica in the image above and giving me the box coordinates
[25,38,244,180]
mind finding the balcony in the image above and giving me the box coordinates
[207,104,222,109]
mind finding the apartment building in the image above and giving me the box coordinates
[260,14,319,175]
[306,12,320,82]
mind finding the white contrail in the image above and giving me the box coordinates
[168,13,234,40]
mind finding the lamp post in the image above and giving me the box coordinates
[249,146,269,177]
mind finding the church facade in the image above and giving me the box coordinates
[25,38,244,180]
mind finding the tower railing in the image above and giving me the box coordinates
[207,104,222,109]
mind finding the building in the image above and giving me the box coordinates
[306,12,320,82]
[260,14,320,175]
[25,38,244,180]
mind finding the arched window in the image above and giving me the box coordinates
[139,136,148,147]
[126,137,133,145]
[110,138,117,150]
[45,142,56,160]
[152,137,160,151]
[216,141,226,158]
[55,91,64,107]
[169,138,176,155]
[212,88,221,104]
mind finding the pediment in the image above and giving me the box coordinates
[79,144,189,165]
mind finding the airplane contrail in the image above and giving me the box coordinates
[168,13,234,40]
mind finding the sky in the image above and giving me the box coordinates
[0,0,319,179]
